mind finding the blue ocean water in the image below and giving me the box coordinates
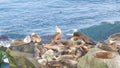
[0,63,10,68]
[0,0,120,41]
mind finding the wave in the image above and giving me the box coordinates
[80,21,120,41]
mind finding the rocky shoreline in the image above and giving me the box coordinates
[0,26,120,68]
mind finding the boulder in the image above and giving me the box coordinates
[6,48,41,68]
[78,48,120,68]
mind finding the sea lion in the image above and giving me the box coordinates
[12,40,25,46]
[12,35,32,46]
[70,32,96,45]
[97,41,118,52]
[23,35,31,43]
[50,26,62,42]
[93,51,115,59]
[31,33,41,43]
[106,33,120,45]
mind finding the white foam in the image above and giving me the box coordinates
[0,41,11,47]
[105,20,115,24]
[3,58,9,63]
[66,33,73,36]
[73,29,78,32]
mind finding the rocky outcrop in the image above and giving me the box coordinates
[78,48,120,68]
[2,31,120,68]
[9,43,35,54]
[6,48,41,68]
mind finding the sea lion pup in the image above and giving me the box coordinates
[11,35,31,46]
[93,51,115,59]
[50,26,62,42]
[31,33,41,43]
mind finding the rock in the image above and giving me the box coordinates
[78,48,120,68]
[6,49,41,68]
[9,43,35,54]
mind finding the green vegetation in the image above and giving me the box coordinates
[0,50,5,63]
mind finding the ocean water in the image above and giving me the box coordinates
[0,0,120,41]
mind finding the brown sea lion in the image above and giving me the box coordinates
[97,41,118,52]
[106,33,120,47]
[70,32,96,45]
[12,40,25,46]
[50,26,62,42]
[12,35,31,46]
[31,33,41,43]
